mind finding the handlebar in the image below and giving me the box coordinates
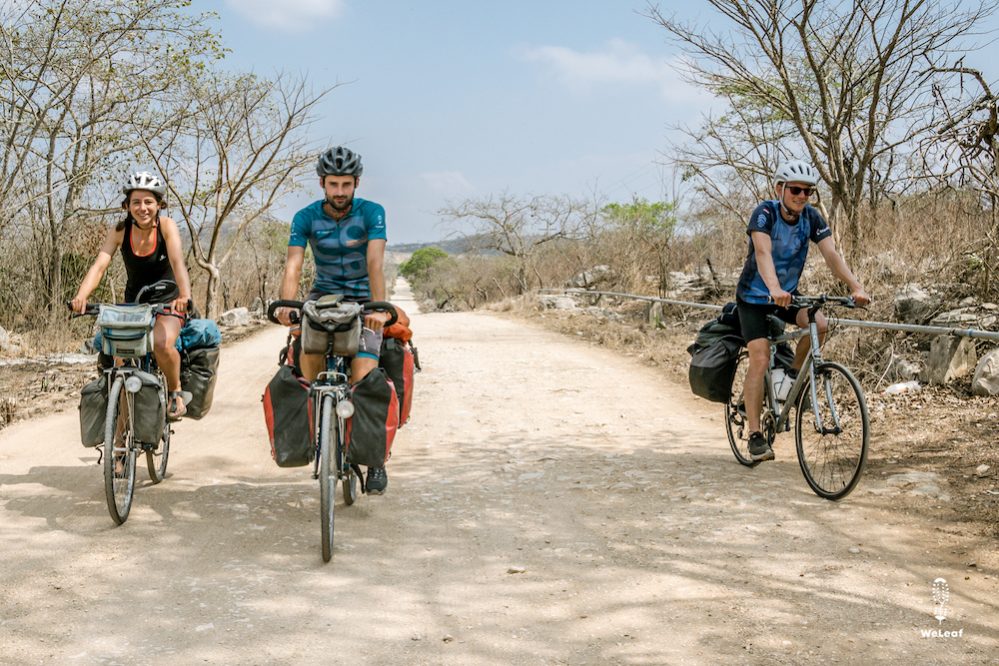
[266,299,303,325]
[66,301,177,318]
[789,294,859,309]
[266,299,399,328]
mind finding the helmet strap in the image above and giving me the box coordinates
[777,183,800,221]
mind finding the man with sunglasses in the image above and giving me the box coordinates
[735,159,870,462]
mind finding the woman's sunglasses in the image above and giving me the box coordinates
[786,185,815,196]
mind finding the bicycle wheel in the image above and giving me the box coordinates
[795,361,869,500]
[318,394,336,562]
[343,463,357,505]
[146,403,170,484]
[725,352,760,467]
[104,376,137,525]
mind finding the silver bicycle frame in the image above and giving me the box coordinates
[768,321,824,433]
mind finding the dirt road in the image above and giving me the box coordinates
[1,282,996,664]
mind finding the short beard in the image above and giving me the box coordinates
[325,193,354,212]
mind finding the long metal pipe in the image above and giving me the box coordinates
[545,288,999,342]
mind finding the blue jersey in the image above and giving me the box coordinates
[289,197,387,299]
[736,200,832,304]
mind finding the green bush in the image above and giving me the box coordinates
[399,246,449,283]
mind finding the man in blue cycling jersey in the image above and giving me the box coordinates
[275,146,392,493]
[736,159,870,462]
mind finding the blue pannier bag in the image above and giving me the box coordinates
[179,318,222,350]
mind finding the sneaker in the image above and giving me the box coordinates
[748,432,775,462]
[366,466,388,495]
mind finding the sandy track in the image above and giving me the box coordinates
[1,281,996,664]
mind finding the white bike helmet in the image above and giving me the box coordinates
[122,171,167,198]
[774,160,819,186]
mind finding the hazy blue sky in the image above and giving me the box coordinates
[201,1,999,244]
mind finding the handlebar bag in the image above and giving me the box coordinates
[301,300,362,356]
[97,304,154,357]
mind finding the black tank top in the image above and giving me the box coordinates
[121,217,176,303]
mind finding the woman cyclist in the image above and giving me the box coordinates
[71,171,193,419]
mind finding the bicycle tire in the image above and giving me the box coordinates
[146,385,170,483]
[343,466,357,506]
[319,394,336,562]
[795,361,869,500]
[725,352,761,467]
[104,376,137,525]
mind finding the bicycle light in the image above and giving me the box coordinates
[124,376,143,393]
[336,400,355,419]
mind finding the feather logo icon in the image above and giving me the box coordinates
[931,578,949,624]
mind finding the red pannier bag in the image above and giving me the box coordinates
[383,305,412,342]
[379,337,415,426]
[345,368,399,467]
[262,364,314,467]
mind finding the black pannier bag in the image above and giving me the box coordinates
[686,302,798,403]
[687,303,744,404]
[688,336,743,403]
[181,346,220,419]
[79,375,108,447]
[131,369,166,444]
[345,368,399,468]
[379,338,415,427]
[262,364,313,467]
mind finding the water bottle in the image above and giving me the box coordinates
[772,368,793,402]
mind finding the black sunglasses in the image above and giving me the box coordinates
[786,185,815,196]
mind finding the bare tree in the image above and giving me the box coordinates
[922,64,999,294]
[440,193,592,293]
[647,0,997,257]
[0,0,220,318]
[139,70,336,316]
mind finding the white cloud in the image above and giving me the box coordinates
[517,39,706,104]
[420,171,476,196]
[224,0,344,31]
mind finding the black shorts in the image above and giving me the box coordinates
[737,299,802,343]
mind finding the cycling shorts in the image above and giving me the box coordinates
[737,299,802,343]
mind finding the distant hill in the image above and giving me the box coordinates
[388,238,474,255]
[388,234,499,256]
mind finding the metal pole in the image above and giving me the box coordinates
[547,288,999,342]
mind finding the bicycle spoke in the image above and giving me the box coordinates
[104,377,137,524]
[796,362,869,500]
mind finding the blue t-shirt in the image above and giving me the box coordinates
[736,200,832,304]
[289,197,387,299]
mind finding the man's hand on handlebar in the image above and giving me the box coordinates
[364,310,390,331]
[851,287,871,307]
[769,288,793,308]
[276,306,295,326]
